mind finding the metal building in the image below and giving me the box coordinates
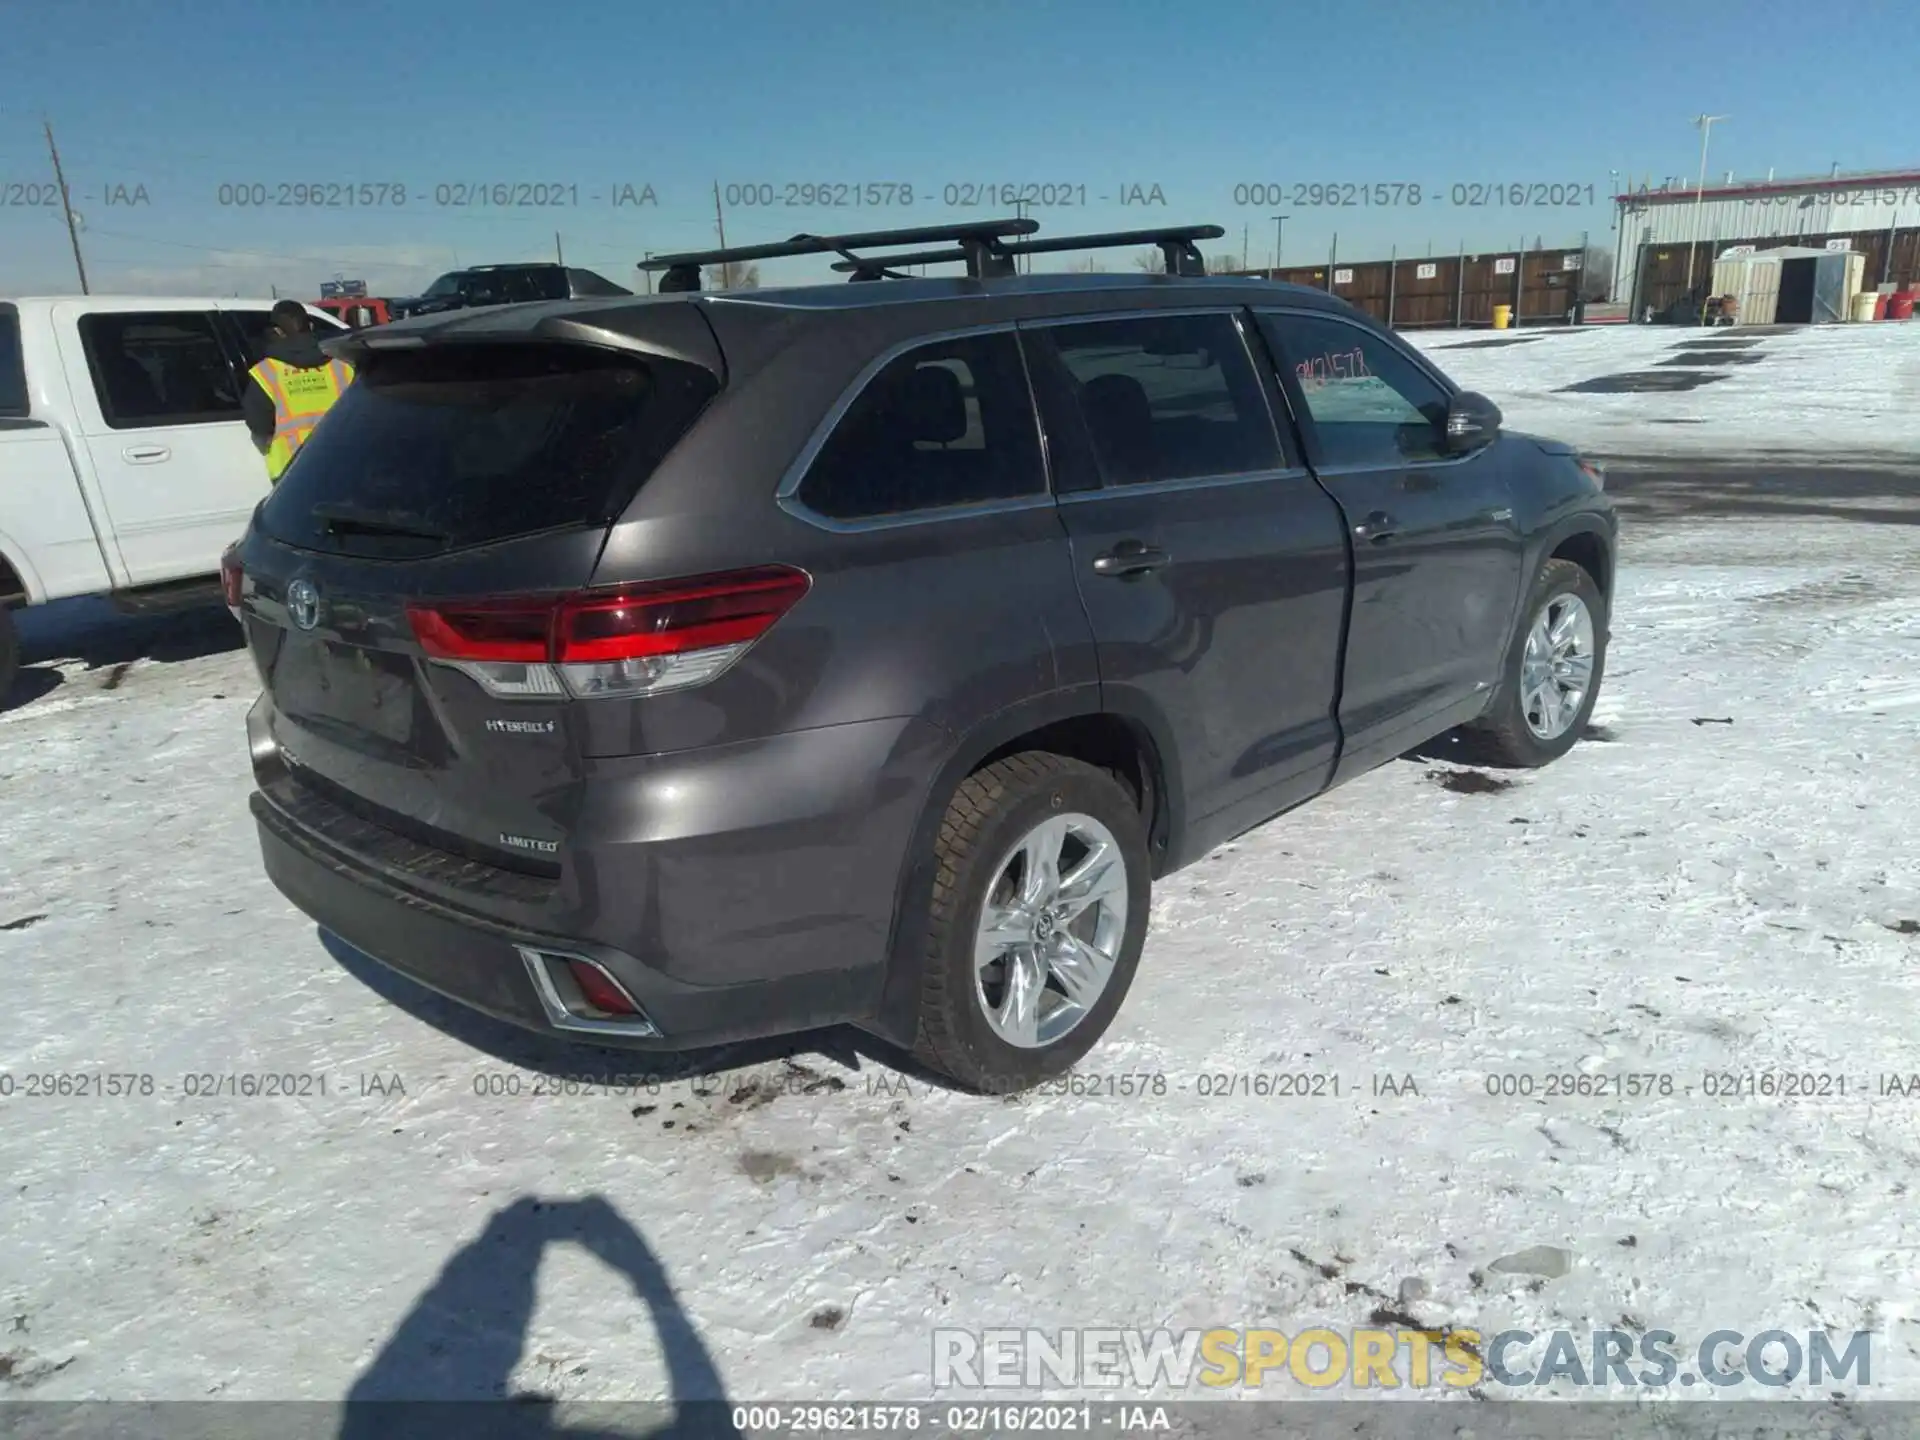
[1612,166,1920,315]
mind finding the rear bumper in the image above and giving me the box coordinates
[254,790,886,1049]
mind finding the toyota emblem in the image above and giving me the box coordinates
[286,578,321,632]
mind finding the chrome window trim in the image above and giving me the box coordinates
[774,320,1056,534]
[1013,303,1255,332]
[1054,465,1316,505]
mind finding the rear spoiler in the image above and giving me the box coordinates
[319,299,724,378]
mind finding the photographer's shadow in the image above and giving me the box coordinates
[338,1195,740,1440]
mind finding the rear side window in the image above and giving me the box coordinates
[1033,313,1282,486]
[0,306,26,417]
[257,342,718,556]
[1260,312,1451,466]
[795,331,1045,521]
[78,312,243,427]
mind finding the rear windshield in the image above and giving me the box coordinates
[258,342,717,556]
[0,306,26,417]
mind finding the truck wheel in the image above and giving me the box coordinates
[911,753,1151,1095]
[0,605,18,709]
[1455,558,1607,768]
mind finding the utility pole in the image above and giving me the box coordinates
[555,231,564,265]
[1241,223,1248,272]
[712,181,729,287]
[1682,114,1728,307]
[44,120,89,294]
[1270,214,1289,277]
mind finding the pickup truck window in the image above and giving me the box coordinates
[0,306,25,416]
[79,311,244,429]
[225,308,346,369]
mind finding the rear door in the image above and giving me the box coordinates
[58,304,265,585]
[237,331,722,871]
[1022,308,1350,847]
[0,303,114,601]
[1255,308,1525,776]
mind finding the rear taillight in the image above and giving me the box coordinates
[220,546,244,615]
[406,565,811,701]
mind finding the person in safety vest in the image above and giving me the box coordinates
[243,301,355,482]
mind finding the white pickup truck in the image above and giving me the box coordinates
[0,296,346,702]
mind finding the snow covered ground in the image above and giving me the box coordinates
[3,478,1920,1410]
[1405,322,1920,464]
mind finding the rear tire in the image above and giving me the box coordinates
[0,605,19,710]
[1454,558,1607,768]
[911,752,1151,1094]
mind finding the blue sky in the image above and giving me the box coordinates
[1,0,1914,296]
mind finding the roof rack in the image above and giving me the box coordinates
[827,224,1229,280]
[638,218,1040,292]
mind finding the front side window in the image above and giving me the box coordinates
[1034,312,1282,486]
[78,312,242,428]
[1261,312,1451,466]
[794,331,1044,521]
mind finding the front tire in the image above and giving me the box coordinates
[1455,557,1607,768]
[0,605,19,710]
[911,752,1151,1094]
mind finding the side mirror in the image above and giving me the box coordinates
[1444,391,1502,453]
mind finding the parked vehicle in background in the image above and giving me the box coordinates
[229,220,1617,1094]
[0,297,346,703]
[385,264,632,320]
[314,297,393,328]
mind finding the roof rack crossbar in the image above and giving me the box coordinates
[642,218,1038,290]
[828,224,1228,278]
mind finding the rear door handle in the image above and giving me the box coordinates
[122,444,171,463]
[1353,510,1399,543]
[1091,542,1169,578]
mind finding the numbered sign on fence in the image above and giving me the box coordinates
[1494,257,1515,275]
[1561,254,1581,270]
[1416,262,1437,279]
[1333,268,1353,285]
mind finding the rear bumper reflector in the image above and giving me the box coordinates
[517,946,663,1038]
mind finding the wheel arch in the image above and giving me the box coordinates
[0,538,39,606]
[863,686,1185,1048]
[1540,515,1615,602]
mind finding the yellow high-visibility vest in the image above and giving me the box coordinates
[249,355,355,481]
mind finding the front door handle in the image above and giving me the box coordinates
[122,444,171,463]
[1353,510,1399,544]
[1091,541,1169,578]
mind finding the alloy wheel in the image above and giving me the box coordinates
[972,812,1130,1049]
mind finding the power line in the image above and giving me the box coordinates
[79,226,445,270]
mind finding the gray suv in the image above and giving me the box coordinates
[226,220,1616,1094]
